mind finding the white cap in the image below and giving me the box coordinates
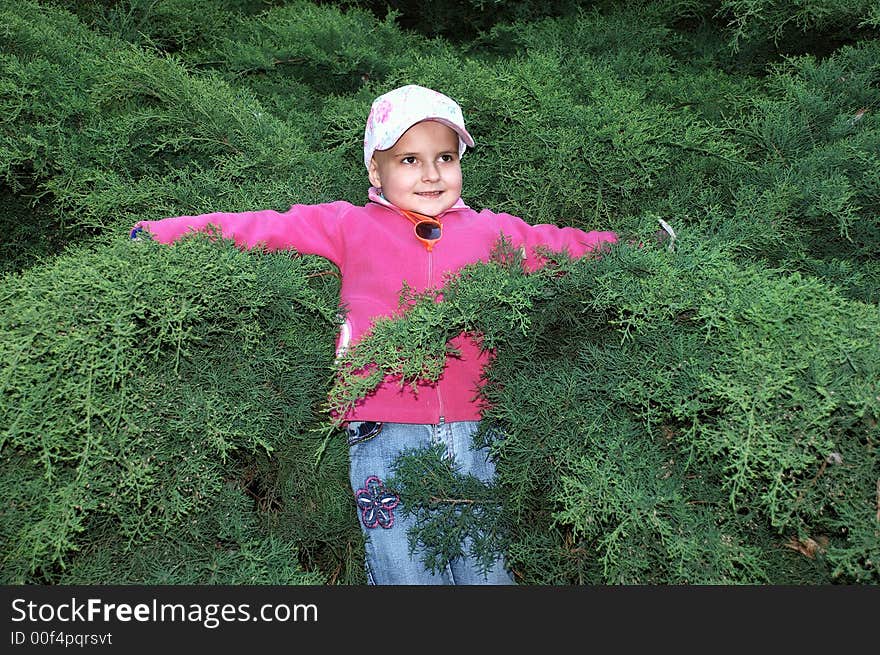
[363,84,475,169]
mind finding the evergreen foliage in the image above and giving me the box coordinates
[724,41,880,303]
[332,237,879,583]
[1,0,877,584]
[717,0,880,52]
[1,233,348,583]
[349,0,586,42]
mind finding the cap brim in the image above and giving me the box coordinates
[428,117,475,147]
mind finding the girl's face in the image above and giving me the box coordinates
[368,120,462,217]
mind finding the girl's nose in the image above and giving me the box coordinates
[422,162,440,182]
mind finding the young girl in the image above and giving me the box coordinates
[131,84,618,585]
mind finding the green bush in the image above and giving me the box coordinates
[0,233,355,583]
[335,237,879,583]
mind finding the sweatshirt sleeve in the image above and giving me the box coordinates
[131,201,351,266]
[487,210,618,271]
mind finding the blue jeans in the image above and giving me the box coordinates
[346,420,515,585]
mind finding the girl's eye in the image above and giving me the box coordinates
[401,156,416,164]
[439,153,457,163]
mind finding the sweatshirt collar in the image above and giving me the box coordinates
[367,186,470,217]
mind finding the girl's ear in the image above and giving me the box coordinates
[367,157,382,188]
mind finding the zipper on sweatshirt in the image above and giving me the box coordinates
[427,242,437,287]
[427,248,446,425]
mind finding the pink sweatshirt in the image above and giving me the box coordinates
[133,189,617,424]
